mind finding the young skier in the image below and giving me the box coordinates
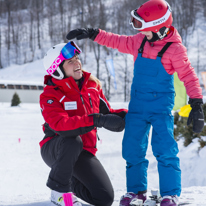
[40,41,127,206]
[66,0,204,206]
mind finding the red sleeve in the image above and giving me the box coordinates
[171,44,202,99]
[40,93,94,137]
[98,88,128,117]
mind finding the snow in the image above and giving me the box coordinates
[0,60,46,85]
[0,102,206,206]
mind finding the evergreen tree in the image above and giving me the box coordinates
[11,92,21,106]
[174,103,206,148]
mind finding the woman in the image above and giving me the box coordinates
[39,41,127,206]
[66,0,204,206]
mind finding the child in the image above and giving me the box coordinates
[66,0,204,206]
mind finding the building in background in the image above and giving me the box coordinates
[0,80,43,103]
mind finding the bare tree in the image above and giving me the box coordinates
[0,0,3,68]
[35,0,43,49]
[0,0,206,101]
[28,0,35,60]
[87,0,109,79]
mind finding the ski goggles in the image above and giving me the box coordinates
[129,2,172,31]
[47,41,81,75]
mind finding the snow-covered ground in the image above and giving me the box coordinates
[0,102,206,206]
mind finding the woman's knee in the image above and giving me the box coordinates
[94,189,114,206]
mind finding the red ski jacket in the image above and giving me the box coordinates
[39,71,127,155]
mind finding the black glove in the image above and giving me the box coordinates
[187,98,204,133]
[113,111,127,119]
[90,113,125,132]
[66,28,99,41]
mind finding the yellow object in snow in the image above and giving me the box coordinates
[178,104,192,117]
[173,72,187,111]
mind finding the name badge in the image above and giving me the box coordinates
[64,101,77,110]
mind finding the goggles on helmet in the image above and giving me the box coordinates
[46,41,81,75]
[129,2,172,31]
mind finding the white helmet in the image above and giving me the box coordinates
[43,41,81,80]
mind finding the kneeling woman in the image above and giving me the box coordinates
[40,41,127,206]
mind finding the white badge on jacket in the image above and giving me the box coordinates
[64,101,77,110]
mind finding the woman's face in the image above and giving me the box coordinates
[141,31,153,40]
[63,55,83,80]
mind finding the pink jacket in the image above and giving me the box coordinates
[94,27,202,99]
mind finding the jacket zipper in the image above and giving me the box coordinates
[88,93,100,143]
[80,92,100,146]
[88,93,94,113]
[80,94,88,115]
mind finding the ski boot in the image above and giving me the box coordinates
[51,190,82,206]
[160,195,179,206]
[119,192,147,206]
[144,190,161,206]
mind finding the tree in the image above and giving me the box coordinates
[174,103,206,148]
[11,92,21,106]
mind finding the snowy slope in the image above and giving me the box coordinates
[0,102,206,206]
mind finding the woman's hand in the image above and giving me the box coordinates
[89,113,125,132]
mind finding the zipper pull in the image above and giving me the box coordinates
[80,94,84,105]
[96,131,102,144]
[97,132,100,141]
[88,93,93,108]
[80,94,88,115]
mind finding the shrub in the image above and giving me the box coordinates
[11,92,21,106]
[174,103,206,148]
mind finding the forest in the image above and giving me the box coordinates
[0,0,206,100]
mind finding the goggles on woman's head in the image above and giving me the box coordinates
[47,41,81,75]
[61,41,81,59]
[129,2,172,31]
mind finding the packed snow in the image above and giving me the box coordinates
[0,102,206,206]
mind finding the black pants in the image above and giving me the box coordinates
[41,135,114,206]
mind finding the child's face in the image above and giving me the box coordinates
[141,31,153,40]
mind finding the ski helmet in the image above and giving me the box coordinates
[130,0,173,39]
[43,41,81,80]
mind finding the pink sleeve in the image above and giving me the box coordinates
[94,29,140,56]
[171,44,202,99]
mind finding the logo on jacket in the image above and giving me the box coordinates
[47,99,54,104]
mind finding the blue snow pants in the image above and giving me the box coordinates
[122,53,181,197]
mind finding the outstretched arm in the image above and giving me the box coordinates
[66,28,138,56]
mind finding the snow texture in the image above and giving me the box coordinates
[0,102,206,206]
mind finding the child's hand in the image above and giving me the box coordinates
[187,98,204,133]
[66,28,99,41]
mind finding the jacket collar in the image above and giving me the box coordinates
[45,71,91,93]
[147,26,182,46]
